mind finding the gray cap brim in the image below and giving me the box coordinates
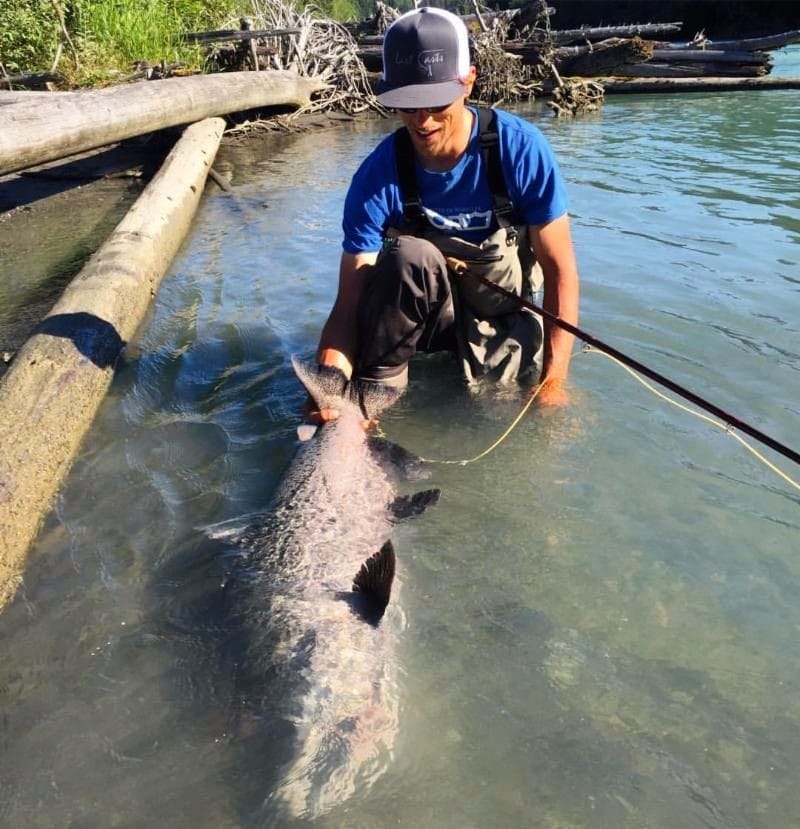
[376,79,466,109]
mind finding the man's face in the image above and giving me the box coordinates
[396,69,476,170]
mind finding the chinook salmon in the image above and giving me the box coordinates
[214,358,439,820]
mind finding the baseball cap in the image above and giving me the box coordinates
[377,7,472,109]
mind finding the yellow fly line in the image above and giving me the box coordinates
[398,348,800,492]
[580,347,800,492]
[413,381,546,466]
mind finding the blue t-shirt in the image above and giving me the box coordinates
[342,107,568,254]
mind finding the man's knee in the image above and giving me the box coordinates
[384,234,446,267]
[357,235,455,380]
[379,235,448,291]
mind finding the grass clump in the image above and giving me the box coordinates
[1,0,248,86]
[1,0,382,88]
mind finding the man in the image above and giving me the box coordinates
[311,6,579,422]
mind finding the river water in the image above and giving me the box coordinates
[1,49,799,828]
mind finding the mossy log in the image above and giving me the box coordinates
[0,118,225,614]
[0,70,326,177]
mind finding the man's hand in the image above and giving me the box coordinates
[534,377,569,407]
[302,394,376,430]
[304,396,340,425]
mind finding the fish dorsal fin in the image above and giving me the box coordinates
[353,540,396,611]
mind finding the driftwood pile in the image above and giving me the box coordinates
[184,0,384,130]
[348,3,800,115]
[4,0,799,118]
[550,29,792,79]
[354,0,606,116]
[186,0,800,120]
[355,15,799,82]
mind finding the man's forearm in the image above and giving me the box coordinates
[530,215,580,386]
[315,251,378,378]
[317,305,358,379]
[541,266,579,383]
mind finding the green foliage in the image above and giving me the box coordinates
[316,0,359,22]
[311,0,375,22]
[1,0,245,83]
[69,0,199,70]
[0,0,391,84]
[0,0,60,73]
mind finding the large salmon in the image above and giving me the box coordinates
[215,358,438,820]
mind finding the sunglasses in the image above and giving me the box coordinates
[395,104,451,115]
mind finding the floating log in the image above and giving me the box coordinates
[618,62,767,78]
[601,76,800,94]
[612,46,773,79]
[656,30,800,52]
[0,70,326,177]
[507,40,773,76]
[0,118,225,614]
[650,49,771,65]
[547,22,682,45]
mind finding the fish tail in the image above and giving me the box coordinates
[291,356,403,420]
[266,702,397,819]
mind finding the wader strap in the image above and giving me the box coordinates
[393,107,520,237]
[476,107,516,232]
[394,128,428,233]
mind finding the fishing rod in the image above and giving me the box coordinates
[455,266,800,469]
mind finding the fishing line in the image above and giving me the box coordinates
[402,267,800,489]
[580,346,800,492]
[465,270,800,466]
[411,349,800,490]
[412,381,546,466]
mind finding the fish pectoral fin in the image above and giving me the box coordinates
[352,540,396,613]
[390,488,441,520]
[367,435,429,481]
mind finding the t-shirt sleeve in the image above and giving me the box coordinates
[341,137,399,254]
[501,116,569,227]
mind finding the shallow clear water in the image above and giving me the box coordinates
[2,49,799,828]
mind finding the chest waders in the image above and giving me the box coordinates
[390,107,544,384]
